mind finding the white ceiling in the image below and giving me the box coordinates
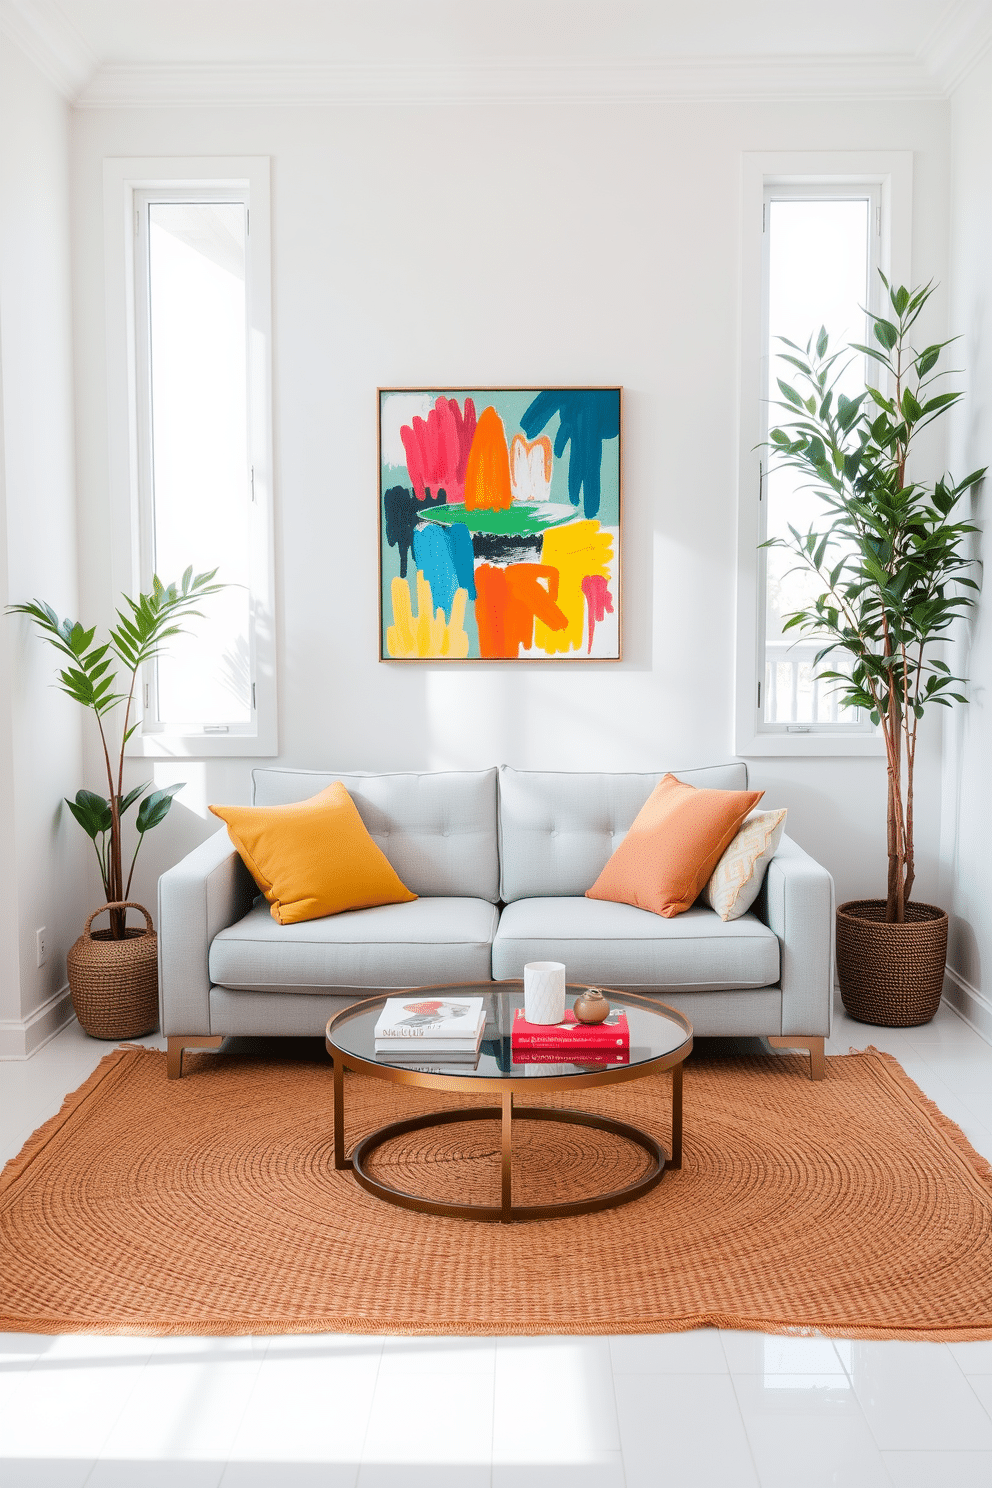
[2,0,992,103]
[39,0,981,65]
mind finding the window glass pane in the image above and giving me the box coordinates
[763,197,870,725]
[146,201,252,725]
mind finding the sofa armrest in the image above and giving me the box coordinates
[754,834,835,1037]
[158,828,256,1035]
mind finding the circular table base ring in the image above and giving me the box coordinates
[348,1104,667,1223]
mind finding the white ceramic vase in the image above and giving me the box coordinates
[523,961,566,1024]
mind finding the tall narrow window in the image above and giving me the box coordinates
[760,187,879,734]
[139,197,252,728]
[125,170,275,754]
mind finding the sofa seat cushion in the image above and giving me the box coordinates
[209,897,498,993]
[491,897,779,991]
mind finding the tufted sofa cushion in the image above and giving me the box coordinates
[252,766,499,903]
[210,896,499,992]
[498,764,749,902]
[491,897,779,990]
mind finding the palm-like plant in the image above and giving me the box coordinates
[8,567,222,938]
[765,276,984,923]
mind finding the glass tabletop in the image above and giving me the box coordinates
[326,982,691,1080]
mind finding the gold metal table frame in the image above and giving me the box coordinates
[325,988,692,1224]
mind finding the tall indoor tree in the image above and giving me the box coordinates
[765,275,984,924]
[8,568,222,938]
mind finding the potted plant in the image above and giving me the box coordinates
[765,275,985,1026]
[7,567,222,1038]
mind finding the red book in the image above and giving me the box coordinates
[511,1007,630,1051]
[512,1048,630,1067]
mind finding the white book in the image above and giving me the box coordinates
[375,1058,481,1073]
[375,1014,486,1058]
[375,1043,482,1065]
[374,995,485,1041]
[374,1038,483,1057]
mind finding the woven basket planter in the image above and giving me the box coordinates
[67,901,159,1040]
[836,899,948,1028]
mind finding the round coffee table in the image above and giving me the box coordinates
[325,983,692,1224]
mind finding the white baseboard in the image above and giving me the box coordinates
[0,985,76,1059]
[943,966,992,1048]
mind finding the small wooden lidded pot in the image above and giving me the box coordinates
[573,989,611,1024]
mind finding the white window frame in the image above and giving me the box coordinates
[103,156,277,757]
[735,151,912,758]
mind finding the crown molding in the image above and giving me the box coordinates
[74,52,949,109]
[0,0,95,98]
[5,0,986,111]
[920,0,992,93]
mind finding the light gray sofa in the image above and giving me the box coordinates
[159,763,834,1079]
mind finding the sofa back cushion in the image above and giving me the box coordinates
[252,767,500,903]
[498,764,750,902]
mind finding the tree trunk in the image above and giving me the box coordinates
[886,770,900,922]
[903,752,916,909]
[885,688,905,923]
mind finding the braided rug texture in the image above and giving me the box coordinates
[2,1043,991,1339]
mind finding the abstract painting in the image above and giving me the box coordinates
[379,387,622,660]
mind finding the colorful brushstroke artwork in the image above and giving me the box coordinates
[379,388,621,660]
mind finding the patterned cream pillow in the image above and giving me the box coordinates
[702,808,787,922]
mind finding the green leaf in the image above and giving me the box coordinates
[866,386,895,413]
[777,379,805,409]
[920,392,959,417]
[955,466,987,493]
[64,790,112,840]
[849,342,893,369]
[836,393,866,431]
[135,783,185,835]
[873,318,899,350]
[118,781,151,815]
[901,388,922,422]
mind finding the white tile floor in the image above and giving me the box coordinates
[2,994,992,1488]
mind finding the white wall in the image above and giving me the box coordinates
[0,35,89,1054]
[940,49,992,1038]
[68,95,951,916]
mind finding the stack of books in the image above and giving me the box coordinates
[511,1007,631,1066]
[373,995,486,1063]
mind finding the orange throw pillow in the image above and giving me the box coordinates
[586,774,764,919]
[209,782,417,925]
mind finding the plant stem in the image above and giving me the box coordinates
[124,833,142,901]
[94,710,125,936]
[118,668,137,803]
[92,835,110,902]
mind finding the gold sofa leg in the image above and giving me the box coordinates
[768,1036,825,1081]
[167,1036,224,1080]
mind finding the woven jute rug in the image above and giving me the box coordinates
[2,1041,991,1340]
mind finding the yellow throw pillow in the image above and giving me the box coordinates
[702,808,787,922]
[209,782,417,925]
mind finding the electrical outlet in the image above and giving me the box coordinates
[36,927,47,967]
